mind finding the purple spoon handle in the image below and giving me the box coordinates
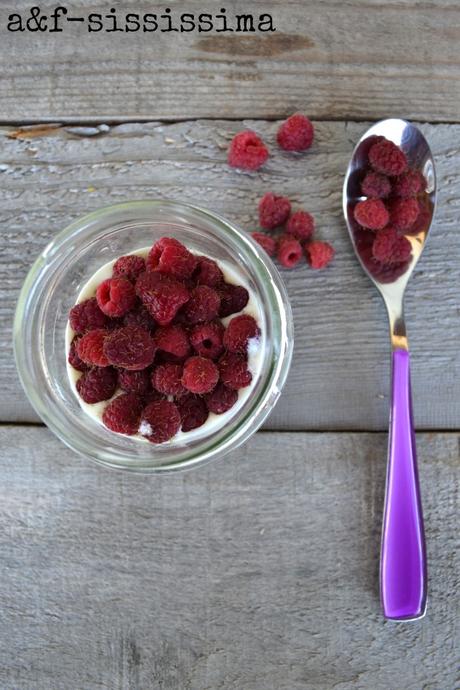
[380,348,427,620]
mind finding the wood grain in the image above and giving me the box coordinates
[0,427,458,690]
[1,1,460,122]
[2,119,459,429]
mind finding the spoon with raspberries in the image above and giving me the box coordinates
[343,118,436,620]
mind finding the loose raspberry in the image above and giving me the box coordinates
[177,394,209,432]
[68,336,89,372]
[227,130,269,171]
[102,392,144,435]
[189,321,224,360]
[389,198,419,231]
[277,234,302,268]
[76,328,110,367]
[118,368,152,395]
[369,139,408,176]
[218,284,249,318]
[139,400,181,444]
[193,256,224,288]
[182,356,219,394]
[393,169,425,198]
[353,198,389,231]
[305,241,335,270]
[286,210,315,241]
[96,277,137,318]
[277,113,314,152]
[153,324,190,359]
[69,297,111,334]
[258,192,291,230]
[113,254,146,283]
[184,285,221,325]
[103,325,156,370]
[123,304,156,332]
[136,271,190,326]
[361,170,392,199]
[146,237,198,280]
[205,382,238,415]
[152,363,186,397]
[251,232,277,257]
[372,227,412,265]
[354,228,410,284]
[223,314,260,354]
[76,367,117,404]
[218,352,252,390]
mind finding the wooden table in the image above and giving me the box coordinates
[1,3,458,688]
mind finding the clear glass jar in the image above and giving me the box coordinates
[14,201,293,473]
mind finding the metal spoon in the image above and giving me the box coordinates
[343,118,436,620]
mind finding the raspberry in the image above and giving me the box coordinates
[251,232,277,257]
[182,356,219,394]
[227,130,269,171]
[69,297,111,334]
[353,199,389,230]
[277,234,302,268]
[361,170,392,199]
[286,210,315,241]
[139,399,181,444]
[146,237,198,280]
[369,139,408,176]
[136,271,190,326]
[68,336,89,372]
[152,363,186,397]
[113,254,146,283]
[389,198,419,231]
[189,321,224,360]
[408,198,432,235]
[177,394,209,432]
[218,352,252,390]
[123,304,156,332]
[153,324,190,359]
[305,241,335,270]
[96,277,137,318]
[393,169,425,198]
[103,325,156,370]
[76,328,110,367]
[102,392,144,435]
[76,367,117,404]
[193,256,224,287]
[372,227,412,265]
[218,284,249,318]
[184,285,221,325]
[205,382,238,415]
[258,193,291,230]
[223,314,260,354]
[118,368,152,395]
[277,113,314,152]
[354,228,410,284]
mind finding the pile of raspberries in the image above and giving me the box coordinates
[68,237,261,444]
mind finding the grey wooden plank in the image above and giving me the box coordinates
[1,119,459,429]
[1,1,460,122]
[0,428,458,690]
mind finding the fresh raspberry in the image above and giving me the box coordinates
[113,254,146,283]
[361,170,392,199]
[102,392,144,435]
[118,368,152,395]
[123,304,156,332]
[354,228,410,284]
[136,271,190,326]
[146,237,198,280]
[223,314,260,354]
[305,241,335,270]
[189,321,224,360]
[182,356,219,394]
[153,324,190,359]
[103,325,156,370]
[76,367,117,404]
[286,210,315,241]
[68,336,89,372]
[277,113,314,152]
[177,394,209,432]
[76,328,110,367]
[369,139,408,176]
[205,382,238,415]
[218,352,252,390]
[193,256,224,288]
[258,193,291,230]
[393,170,425,198]
[96,277,137,318]
[227,130,269,171]
[251,232,277,257]
[151,363,186,397]
[69,297,111,334]
[218,283,249,318]
[139,400,181,444]
[389,197,419,231]
[184,285,221,325]
[372,227,412,265]
[353,198,389,230]
[277,234,302,268]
